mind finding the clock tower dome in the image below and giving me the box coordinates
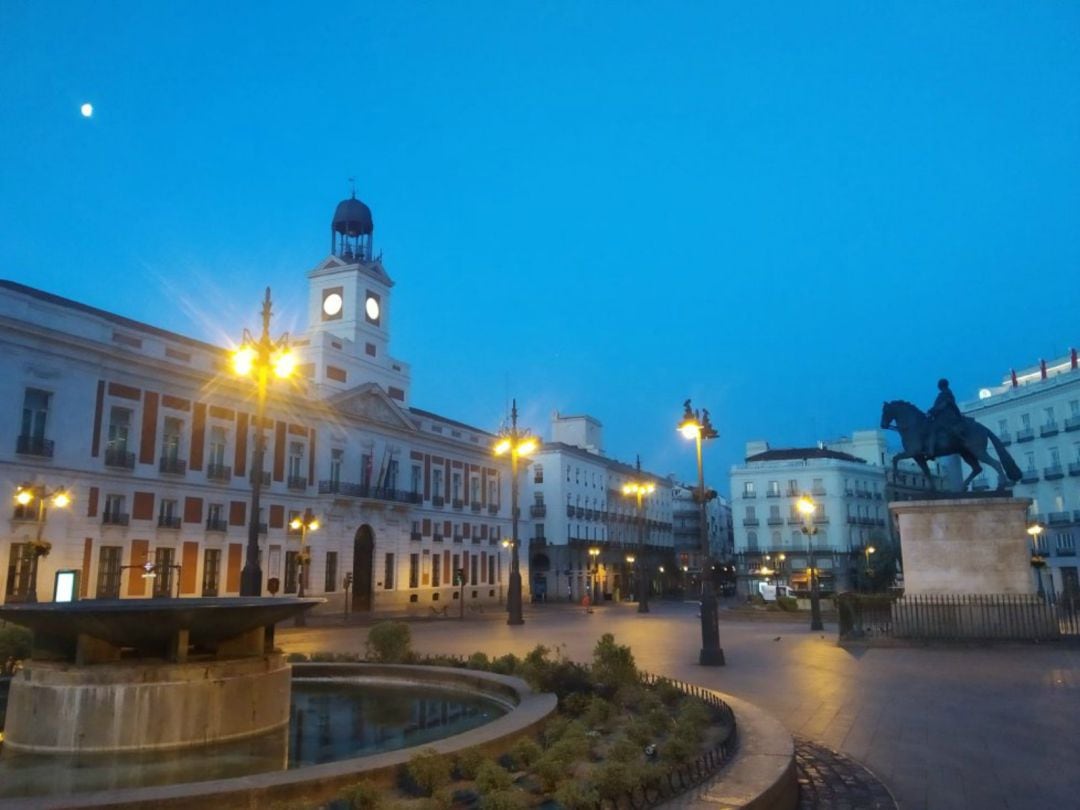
[301,191,411,403]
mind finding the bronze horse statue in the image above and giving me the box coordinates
[880,400,1022,491]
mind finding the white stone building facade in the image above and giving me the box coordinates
[961,349,1080,599]
[520,414,674,603]
[1,195,512,614]
[729,430,938,596]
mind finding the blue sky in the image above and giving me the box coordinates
[2,2,1078,493]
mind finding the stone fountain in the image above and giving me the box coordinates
[0,597,318,754]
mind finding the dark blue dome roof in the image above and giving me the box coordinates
[332,195,373,237]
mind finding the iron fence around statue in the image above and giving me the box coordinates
[838,592,1078,641]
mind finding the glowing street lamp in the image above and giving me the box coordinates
[678,399,724,665]
[290,512,319,623]
[13,483,71,603]
[622,462,655,614]
[796,495,824,630]
[864,545,876,590]
[1028,523,1047,598]
[588,546,601,606]
[493,399,537,626]
[233,287,294,596]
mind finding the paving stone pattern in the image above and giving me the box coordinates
[796,737,896,810]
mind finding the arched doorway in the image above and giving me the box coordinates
[352,525,375,612]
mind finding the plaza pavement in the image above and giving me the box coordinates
[277,599,1080,810]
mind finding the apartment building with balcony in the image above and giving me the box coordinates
[520,413,674,603]
[728,430,937,597]
[671,484,733,575]
[961,349,1080,598]
[0,194,511,613]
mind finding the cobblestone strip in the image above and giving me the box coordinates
[796,737,897,810]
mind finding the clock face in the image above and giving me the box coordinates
[365,295,380,322]
[322,292,343,317]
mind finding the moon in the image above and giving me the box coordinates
[80,103,93,118]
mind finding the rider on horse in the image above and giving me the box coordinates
[926,378,962,457]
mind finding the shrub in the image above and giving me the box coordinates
[553,779,600,810]
[474,760,512,793]
[584,694,614,729]
[489,653,520,675]
[467,651,490,670]
[608,736,642,763]
[340,781,384,810]
[426,787,455,810]
[366,621,412,663]
[454,747,484,779]
[405,748,451,796]
[659,734,697,765]
[593,760,637,798]
[478,789,527,810]
[645,705,672,735]
[776,595,799,612]
[654,678,683,707]
[0,625,32,662]
[532,751,568,792]
[591,634,637,694]
[625,717,653,746]
[508,736,542,769]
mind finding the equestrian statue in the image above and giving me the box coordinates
[880,378,1022,492]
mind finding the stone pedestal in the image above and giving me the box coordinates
[891,497,1034,595]
[888,497,1057,640]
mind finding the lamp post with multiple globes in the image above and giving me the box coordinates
[678,400,724,666]
[232,288,295,597]
[493,400,537,626]
[797,495,825,630]
[1028,522,1047,599]
[588,547,601,606]
[14,483,71,603]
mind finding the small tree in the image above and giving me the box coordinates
[365,621,412,662]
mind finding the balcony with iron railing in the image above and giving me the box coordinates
[1065,415,1080,432]
[530,504,547,517]
[433,495,445,507]
[104,447,135,470]
[576,507,585,518]
[531,536,547,546]
[811,486,826,496]
[488,503,499,514]
[471,501,482,512]
[742,490,756,499]
[433,533,444,543]
[1041,422,1059,438]
[16,435,54,457]
[743,518,759,526]
[1048,511,1071,526]
[410,531,422,541]
[1016,428,1035,443]
[766,490,781,498]
[157,515,182,529]
[1044,465,1064,480]
[767,516,784,525]
[159,456,187,475]
[316,481,423,505]
[566,505,575,517]
[998,431,1012,445]
[102,512,130,526]
[206,517,228,532]
[207,463,231,482]
[452,499,464,510]
[1069,462,1080,477]
[1021,469,1040,484]
[453,534,463,543]
[287,476,308,491]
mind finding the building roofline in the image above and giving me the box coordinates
[0,279,224,354]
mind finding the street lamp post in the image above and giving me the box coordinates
[1028,523,1046,599]
[493,399,537,626]
[14,483,71,603]
[863,545,876,591]
[233,288,295,597]
[290,512,319,625]
[797,495,824,630]
[500,539,510,605]
[678,400,724,666]
[588,547,601,607]
[622,463,655,613]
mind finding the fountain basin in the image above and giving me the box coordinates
[0,597,320,754]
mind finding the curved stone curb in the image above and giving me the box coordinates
[0,664,557,810]
[660,691,798,810]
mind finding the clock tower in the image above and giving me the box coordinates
[301,192,411,402]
